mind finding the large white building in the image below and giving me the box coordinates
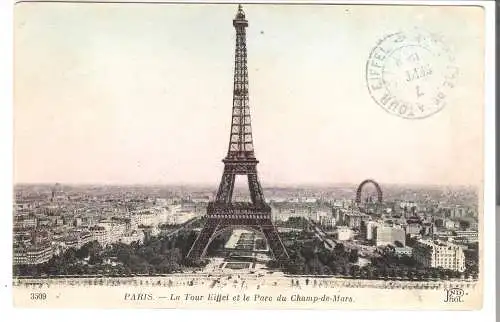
[336,226,354,241]
[316,210,335,229]
[319,215,336,229]
[363,220,380,241]
[452,230,479,243]
[133,209,162,227]
[394,246,413,257]
[412,239,466,272]
[99,221,127,244]
[131,207,185,227]
[448,206,469,218]
[337,210,370,229]
[444,219,460,230]
[13,244,53,265]
[90,225,109,246]
[64,229,93,249]
[13,215,37,230]
[405,222,422,236]
[119,230,144,245]
[169,210,196,225]
[374,225,406,247]
[398,201,418,210]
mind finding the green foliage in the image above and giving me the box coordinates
[348,249,359,263]
[281,216,310,230]
[13,230,203,277]
[270,232,478,280]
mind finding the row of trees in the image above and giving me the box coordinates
[270,238,360,276]
[268,232,478,280]
[281,216,310,229]
[13,225,479,280]
[14,230,206,277]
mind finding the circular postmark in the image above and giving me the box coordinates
[366,29,459,119]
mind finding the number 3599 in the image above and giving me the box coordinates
[30,293,47,300]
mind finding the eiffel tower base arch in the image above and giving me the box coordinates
[186,204,289,261]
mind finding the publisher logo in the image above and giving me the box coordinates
[444,287,466,303]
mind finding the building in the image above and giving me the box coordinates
[337,210,370,229]
[405,220,422,236]
[13,214,37,230]
[336,226,353,241]
[366,221,379,241]
[450,206,468,218]
[36,215,51,227]
[90,225,109,246]
[394,246,413,257]
[53,216,64,226]
[13,244,53,265]
[64,229,93,249]
[453,230,479,243]
[81,215,98,227]
[30,229,52,246]
[361,220,379,241]
[421,222,434,236]
[319,215,335,229]
[73,217,83,227]
[98,220,127,244]
[374,225,406,247]
[317,210,335,229]
[119,230,144,245]
[155,198,168,206]
[132,208,165,227]
[169,210,196,225]
[399,201,418,210]
[412,239,466,272]
[444,219,460,229]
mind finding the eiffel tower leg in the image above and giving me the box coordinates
[216,172,235,203]
[248,173,265,204]
[186,219,220,260]
[260,219,289,260]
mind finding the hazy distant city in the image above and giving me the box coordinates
[13,182,479,281]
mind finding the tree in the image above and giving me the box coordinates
[317,249,332,266]
[286,256,306,275]
[333,243,345,254]
[366,267,374,279]
[350,265,360,278]
[394,241,404,248]
[63,248,78,263]
[348,249,359,263]
[406,236,418,247]
[266,260,280,269]
[308,256,325,275]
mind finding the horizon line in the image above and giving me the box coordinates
[13,181,479,188]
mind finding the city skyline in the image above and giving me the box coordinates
[14,4,484,186]
[12,180,481,189]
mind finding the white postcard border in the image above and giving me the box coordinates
[1,0,496,320]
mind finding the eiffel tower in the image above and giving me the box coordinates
[186,5,289,261]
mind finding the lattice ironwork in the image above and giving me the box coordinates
[186,5,288,261]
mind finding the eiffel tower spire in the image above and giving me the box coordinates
[228,4,254,160]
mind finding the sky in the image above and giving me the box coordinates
[14,2,485,186]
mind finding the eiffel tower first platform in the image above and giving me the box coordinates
[186,5,289,261]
